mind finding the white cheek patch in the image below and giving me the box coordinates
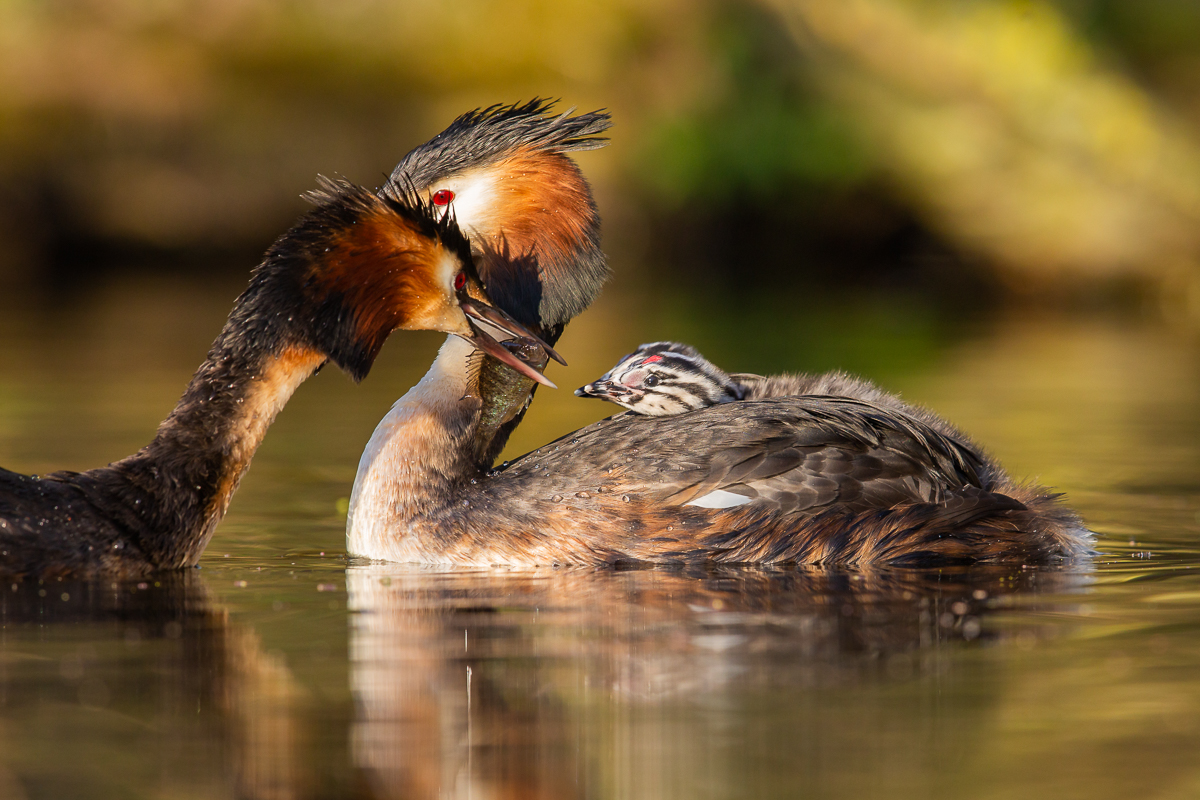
[685,489,752,509]
[436,249,460,293]
[444,171,498,233]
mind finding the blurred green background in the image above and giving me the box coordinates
[4,0,1200,315]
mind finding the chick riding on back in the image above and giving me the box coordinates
[575,341,745,415]
[577,341,946,425]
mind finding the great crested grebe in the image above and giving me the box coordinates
[348,104,1090,568]
[0,181,555,578]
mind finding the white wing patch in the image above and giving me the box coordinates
[685,489,752,509]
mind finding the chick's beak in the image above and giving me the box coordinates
[575,380,611,398]
[457,297,562,388]
[576,379,639,402]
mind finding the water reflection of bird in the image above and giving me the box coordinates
[0,184,551,578]
[349,102,1090,568]
[345,562,1092,797]
[1,573,306,797]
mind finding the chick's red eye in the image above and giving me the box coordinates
[454,272,467,291]
[432,189,455,206]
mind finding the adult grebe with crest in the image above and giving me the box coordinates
[0,179,556,578]
[347,104,1090,567]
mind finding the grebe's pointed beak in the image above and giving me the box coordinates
[457,298,560,388]
[458,298,567,366]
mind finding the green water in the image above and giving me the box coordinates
[2,276,1199,799]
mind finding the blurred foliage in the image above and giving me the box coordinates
[1073,0,1200,70]
[2,0,1200,314]
[0,0,655,283]
[632,3,874,207]
[764,0,1200,297]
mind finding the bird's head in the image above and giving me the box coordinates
[252,178,557,386]
[383,99,611,340]
[575,342,745,416]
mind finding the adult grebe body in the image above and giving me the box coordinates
[351,336,1087,567]
[348,105,1089,568]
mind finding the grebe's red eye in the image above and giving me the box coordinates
[432,189,455,206]
[454,272,467,291]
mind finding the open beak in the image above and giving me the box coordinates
[458,298,563,388]
[575,379,638,402]
[575,380,611,398]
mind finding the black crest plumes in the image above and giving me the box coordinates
[386,99,611,190]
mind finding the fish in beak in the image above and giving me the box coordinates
[456,291,565,389]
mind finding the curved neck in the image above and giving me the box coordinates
[347,337,483,562]
[105,307,325,568]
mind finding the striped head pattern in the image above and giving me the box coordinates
[574,342,745,416]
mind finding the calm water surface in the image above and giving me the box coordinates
[2,277,1200,799]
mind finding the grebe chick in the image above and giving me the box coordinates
[575,341,746,415]
[576,341,986,445]
[0,182,553,578]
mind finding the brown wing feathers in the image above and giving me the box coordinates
[654,398,988,514]
[474,394,1073,565]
